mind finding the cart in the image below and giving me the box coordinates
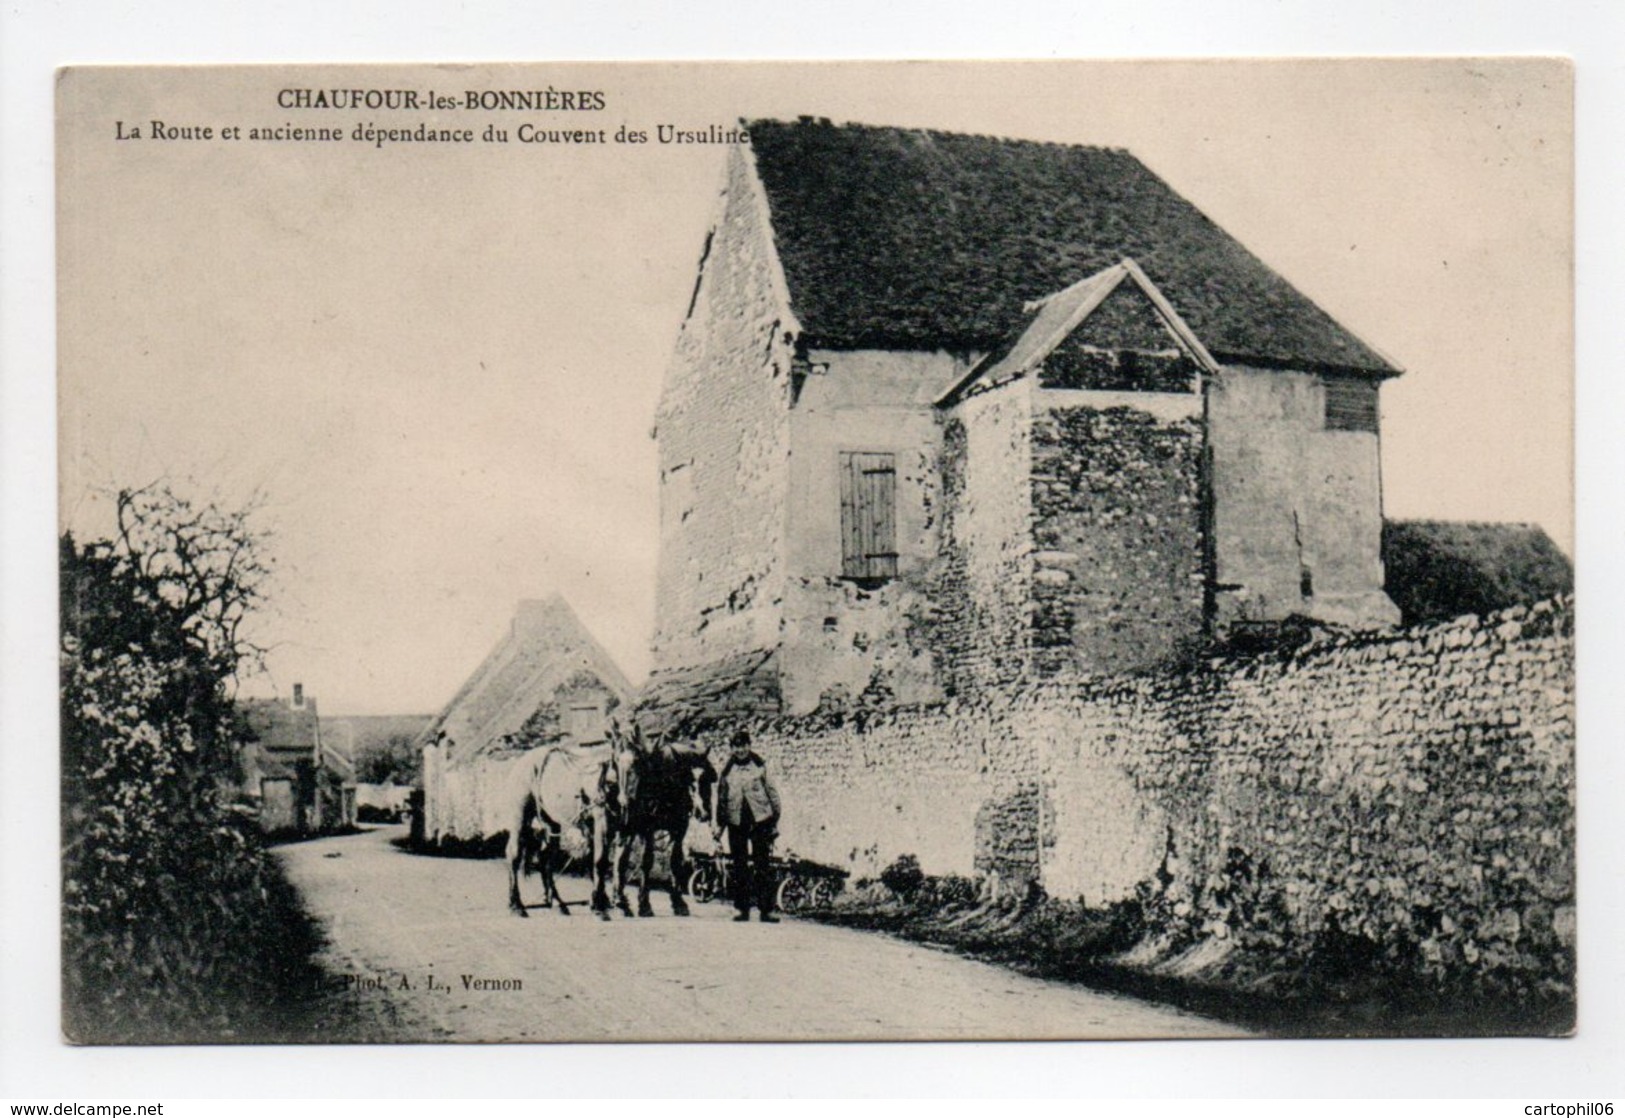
[685,850,849,914]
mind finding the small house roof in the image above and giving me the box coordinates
[746,119,1399,376]
[423,594,635,763]
[939,258,1220,404]
[239,695,319,762]
[635,648,781,738]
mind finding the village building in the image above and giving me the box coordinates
[643,118,1404,725]
[408,123,1572,985]
[238,682,356,834]
[418,595,634,842]
[421,595,633,764]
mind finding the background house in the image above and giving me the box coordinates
[645,118,1403,724]
[420,594,634,764]
[239,683,356,834]
[418,595,634,843]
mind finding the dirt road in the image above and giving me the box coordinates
[279,826,1246,1042]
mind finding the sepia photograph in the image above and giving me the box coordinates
[52,59,1574,1048]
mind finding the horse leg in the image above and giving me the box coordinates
[637,832,656,917]
[531,827,552,910]
[589,810,613,921]
[614,833,635,917]
[668,818,691,917]
[506,801,531,917]
[542,831,570,915]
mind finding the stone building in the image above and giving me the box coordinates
[239,682,356,834]
[646,118,1402,726]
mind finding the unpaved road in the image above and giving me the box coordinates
[279,826,1246,1042]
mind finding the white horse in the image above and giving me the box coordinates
[505,744,620,919]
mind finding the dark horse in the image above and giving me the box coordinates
[506,743,620,919]
[608,723,717,917]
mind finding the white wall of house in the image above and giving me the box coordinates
[651,144,797,674]
[1207,365,1399,630]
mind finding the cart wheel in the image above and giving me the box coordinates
[688,864,717,903]
[808,878,835,909]
[776,874,810,914]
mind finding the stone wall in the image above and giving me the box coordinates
[777,349,957,714]
[1029,401,1205,677]
[682,705,994,879]
[663,597,1572,986]
[259,779,297,833]
[779,575,944,714]
[934,380,1036,695]
[651,143,798,673]
[1039,596,1574,987]
[420,742,554,848]
[422,598,1573,988]
[784,349,954,583]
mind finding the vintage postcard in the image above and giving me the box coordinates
[56,60,1573,1045]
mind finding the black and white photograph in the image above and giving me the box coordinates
[49,59,1575,1050]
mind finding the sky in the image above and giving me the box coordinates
[56,60,1573,716]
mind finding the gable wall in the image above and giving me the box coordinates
[652,145,797,676]
[1208,366,1398,631]
[785,349,954,579]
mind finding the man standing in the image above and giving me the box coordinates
[714,729,782,923]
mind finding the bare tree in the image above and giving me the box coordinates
[111,480,275,687]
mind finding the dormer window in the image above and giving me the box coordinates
[840,451,898,583]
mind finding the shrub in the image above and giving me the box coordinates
[60,485,331,1042]
[879,853,925,899]
[919,873,981,909]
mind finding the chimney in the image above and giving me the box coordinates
[293,682,305,708]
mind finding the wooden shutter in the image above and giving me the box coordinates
[1323,377,1380,433]
[840,451,898,581]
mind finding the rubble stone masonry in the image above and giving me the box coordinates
[934,382,1036,695]
[1029,402,1206,677]
[717,596,1572,987]
[1040,595,1574,987]
[427,596,1571,988]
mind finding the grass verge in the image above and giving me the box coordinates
[810,880,1574,1038]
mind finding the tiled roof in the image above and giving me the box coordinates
[635,649,781,738]
[747,119,1397,375]
[239,697,319,761]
